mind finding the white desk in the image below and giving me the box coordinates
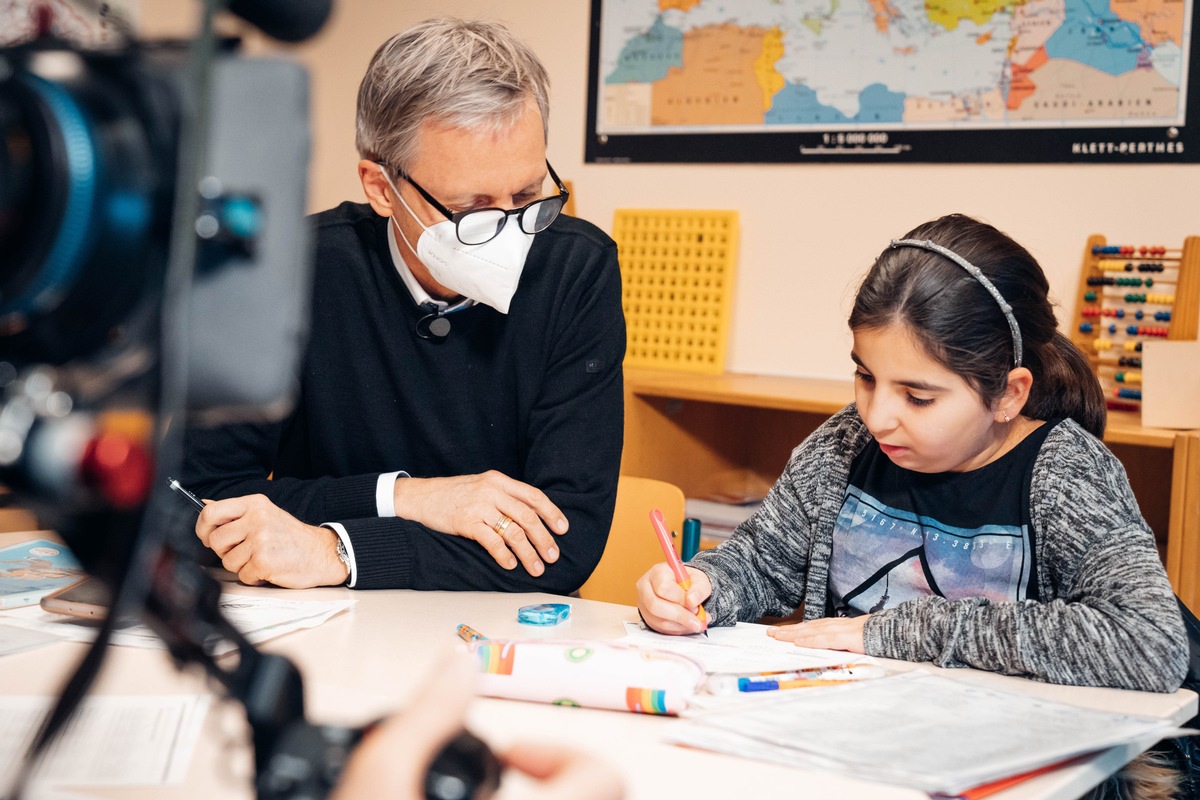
[1,532,1195,800]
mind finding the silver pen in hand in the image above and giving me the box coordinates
[167,477,207,513]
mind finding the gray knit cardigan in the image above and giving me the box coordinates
[690,405,1188,692]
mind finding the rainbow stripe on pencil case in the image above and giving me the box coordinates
[470,639,704,715]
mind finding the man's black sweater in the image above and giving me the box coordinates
[182,202,625,591]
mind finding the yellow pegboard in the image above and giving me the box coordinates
[613,209,739,374]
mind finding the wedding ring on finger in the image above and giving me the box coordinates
[493,515,513,536]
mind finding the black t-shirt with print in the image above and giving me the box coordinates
[828,420,1062,617]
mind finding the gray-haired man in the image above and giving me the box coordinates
[183,17,625,592]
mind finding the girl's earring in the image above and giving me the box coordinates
[1002,411,1012,424]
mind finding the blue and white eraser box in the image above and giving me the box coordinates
[1142,341,1200,429]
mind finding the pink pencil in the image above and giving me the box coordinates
[650,508,708,630]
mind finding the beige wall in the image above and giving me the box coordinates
[147,1,1198,381]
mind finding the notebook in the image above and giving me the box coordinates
[0,539,85,609]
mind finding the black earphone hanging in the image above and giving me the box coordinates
[415,298,475,340]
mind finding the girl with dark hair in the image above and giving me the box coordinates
[637,214,1187,695]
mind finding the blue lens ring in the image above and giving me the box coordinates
[1,73,98,322]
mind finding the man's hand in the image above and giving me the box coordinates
[195,494,349,588]
[392,471,568,576]
[766,615,870,653]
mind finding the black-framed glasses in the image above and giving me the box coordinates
[384,160,569,246]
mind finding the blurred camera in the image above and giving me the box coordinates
[0,26,313,511]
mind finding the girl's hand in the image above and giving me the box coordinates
[767,615,870,653]
[635,563,711,635]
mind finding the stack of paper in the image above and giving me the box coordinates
[0,694,210,794]
[0,594,353,653]
[669,670,1183,796]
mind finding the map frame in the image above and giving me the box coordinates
[585,0,1199,163]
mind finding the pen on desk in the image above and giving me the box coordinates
[703,664,884,695]
[649,508,708,634]
[166,477,207,513]
[456,623,488,643]
[737,676,854,692]
[737,664,885,681]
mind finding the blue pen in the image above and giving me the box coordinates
[737,676,852,692]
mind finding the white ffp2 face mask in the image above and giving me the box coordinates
[382,166,534,314]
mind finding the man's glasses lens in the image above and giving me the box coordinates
[520,196,565,235]
[455,195,565,246]
[456,211,507,245]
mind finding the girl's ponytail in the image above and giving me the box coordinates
[1023,332,1106,438]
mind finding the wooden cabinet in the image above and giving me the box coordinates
[622,367,1200,609]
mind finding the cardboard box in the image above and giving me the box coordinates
[1141,340,1200,429]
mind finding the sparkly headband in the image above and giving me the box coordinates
[889,238,1024,367]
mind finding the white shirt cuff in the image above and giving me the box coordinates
[322,522,357,588]
[375,471,408,517]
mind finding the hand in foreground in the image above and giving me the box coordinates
[636,562,711,635]
[332,651,624,800]
[392,471,567,576]
[767,615,870,653]
[497,743,624,800]
[195,494,348,588]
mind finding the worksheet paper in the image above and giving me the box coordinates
[669,670,1184,796]
[619,620,879,674]
[0,624,62,657]
[0,595,353,652]
[0,694,209,792]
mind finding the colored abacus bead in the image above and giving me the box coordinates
[1079,322,1093,333]
[1155,311,1171,322]
[1115,388,1142,401]
[1084,291,1097,302]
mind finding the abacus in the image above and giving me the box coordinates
[1070,236,1200,414]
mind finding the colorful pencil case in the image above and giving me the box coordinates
[470,639,704,715]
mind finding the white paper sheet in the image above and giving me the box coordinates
[618,620,879,674]
[0,694,209,793]
[670,670,1185,796]
[0,624,62,657]
[0,594,353,653]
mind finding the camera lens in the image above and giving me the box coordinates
[0,50,171,366]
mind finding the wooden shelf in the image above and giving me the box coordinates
[1104,410,1180,448]
[625,368,853,414]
